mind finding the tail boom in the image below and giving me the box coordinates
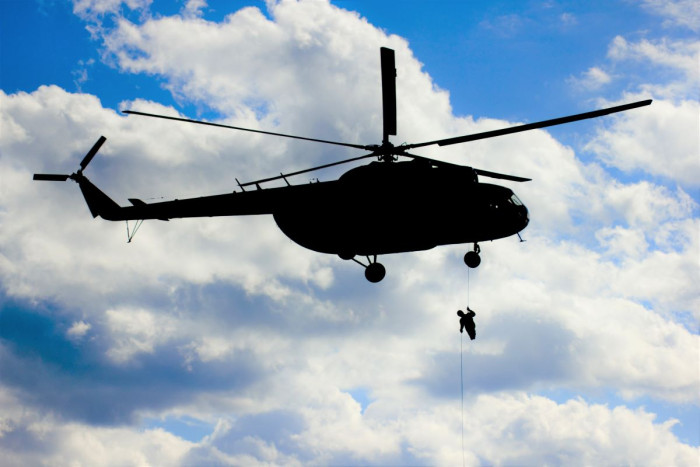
[73,174,122,219]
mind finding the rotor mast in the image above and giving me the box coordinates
[380,47,397,160]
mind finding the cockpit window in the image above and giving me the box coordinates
[509,194,523,206]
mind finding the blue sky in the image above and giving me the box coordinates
[1,0,698,464]
[2,1,677,116]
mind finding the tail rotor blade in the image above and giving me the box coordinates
[380,47,397,143]
[33,174,70,181]
[80,136,107,170]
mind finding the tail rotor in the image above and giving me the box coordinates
[34,136,106,182]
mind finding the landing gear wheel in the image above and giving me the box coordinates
[365,262,386,283]
[464,251,481,268]
[338,251,355,261]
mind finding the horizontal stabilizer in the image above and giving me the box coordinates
[128,198,169,221]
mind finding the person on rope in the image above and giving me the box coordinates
[457,307,476,340]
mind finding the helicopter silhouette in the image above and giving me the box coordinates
[34,47,651,282]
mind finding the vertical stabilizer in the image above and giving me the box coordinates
[75,175,122,219]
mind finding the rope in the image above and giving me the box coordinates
[460,266,470,466]
[126,219,144,243]
[460,332,465,467]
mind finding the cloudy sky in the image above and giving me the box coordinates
[1,0,698,465]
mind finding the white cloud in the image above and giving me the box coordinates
[608,36,698,75]
[568,33,699,187]
[570,35,700,185]
[0,87,335,310]
[569,66,613,91]
[457,237,700,401]
[637,0,700,31]
[596,225,648,258]
[601,180,695,227]
[105,307,179,363]
[461,394,699,465]
[5,386,694,465]
[585,97,700,186]
[183,392,700,465]
[182,0,207,18]
[66,320,92,340]
[3,0,696,383]
[0,388,193,466]
[1,0,698,464]
[73,0,152,17]
[607,35,700,100]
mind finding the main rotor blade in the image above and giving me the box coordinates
[404,99,653,149]
[123,110,370,150]
[34,174,70,181]
[380,47,397,144]
[474,168,531,182]
[402,152,531,182]
[239,152,378,188]
[80,136,107,170]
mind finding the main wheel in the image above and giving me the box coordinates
[464,251,481,268]
[365,263,386,283]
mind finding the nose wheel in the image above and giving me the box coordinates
[464,243,481,268]
[365,262,386,283]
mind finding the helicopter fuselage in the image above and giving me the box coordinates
[91,159,528,259]
[273,161,528,257]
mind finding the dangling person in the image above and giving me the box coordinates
[457,307,476,340]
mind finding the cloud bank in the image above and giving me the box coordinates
[0,0,698,464]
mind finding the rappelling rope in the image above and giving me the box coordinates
[460,330,465,467]
[459,267,470,466]
[467,266,470,308]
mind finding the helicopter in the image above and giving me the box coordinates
[34,47,651,282]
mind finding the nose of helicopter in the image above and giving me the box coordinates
[507,192,529,230]
[517,204,529,231]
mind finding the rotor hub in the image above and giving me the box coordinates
[374,141,400,163]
